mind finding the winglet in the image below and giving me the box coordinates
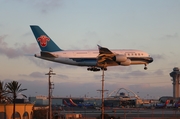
[97,45,113,54]
[97,44,102,49]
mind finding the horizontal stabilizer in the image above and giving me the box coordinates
[41,51,57,58]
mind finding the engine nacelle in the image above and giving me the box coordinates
[120,59,131,66]
[113,54,127,62]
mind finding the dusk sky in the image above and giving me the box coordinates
[0,0,180,99]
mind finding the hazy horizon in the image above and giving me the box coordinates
[0,0,180,99]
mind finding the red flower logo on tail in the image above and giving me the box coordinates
[37,35,50,47]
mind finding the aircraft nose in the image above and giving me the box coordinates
[149,57,153,63]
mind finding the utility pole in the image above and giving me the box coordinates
[101,69,105,119]
[96,67,108,119]
[46,68,56,119]
[95,68,106,119]
[97,70,106,119]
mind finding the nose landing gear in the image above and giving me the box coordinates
[144,64,147,70]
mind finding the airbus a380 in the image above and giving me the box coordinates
[30,25,153,71]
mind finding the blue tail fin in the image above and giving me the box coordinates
[30,25,62,52]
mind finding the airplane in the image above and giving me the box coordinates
[174,98,180,108]
[69,99,78,106]
[155,99,170,108]
[30,25,153,71]
[63,99,94,108]
[63,100,74,107]
[69,99,94,108]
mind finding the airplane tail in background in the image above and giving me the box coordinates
[69,99,78,106]
[63,100,69,106]
[30,25,62,52]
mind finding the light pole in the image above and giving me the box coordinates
[46,68,56,119]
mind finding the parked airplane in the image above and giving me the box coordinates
[69,99,78,106]
[155,100,170,108]
[63,100,73,107]
[30,25,153,71]
[69,99,94,108]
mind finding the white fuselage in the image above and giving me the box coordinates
[35,49,152,67]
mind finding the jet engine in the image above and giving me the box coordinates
[120,59,131,66]
[113,54,127,62]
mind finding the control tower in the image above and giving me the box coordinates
[169,67,180,98]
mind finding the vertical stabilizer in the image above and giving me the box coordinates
[30,25,62,52]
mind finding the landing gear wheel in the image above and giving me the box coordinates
[87,67,101,72]
[144,64,148,70]
[101,67,107,71]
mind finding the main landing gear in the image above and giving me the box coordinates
[87,67,107,72]
[144,64,147,70]
[87,67,100,71]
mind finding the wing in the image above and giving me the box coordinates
[97,45,119,67]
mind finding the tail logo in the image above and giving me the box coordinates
[37,35,50,47]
